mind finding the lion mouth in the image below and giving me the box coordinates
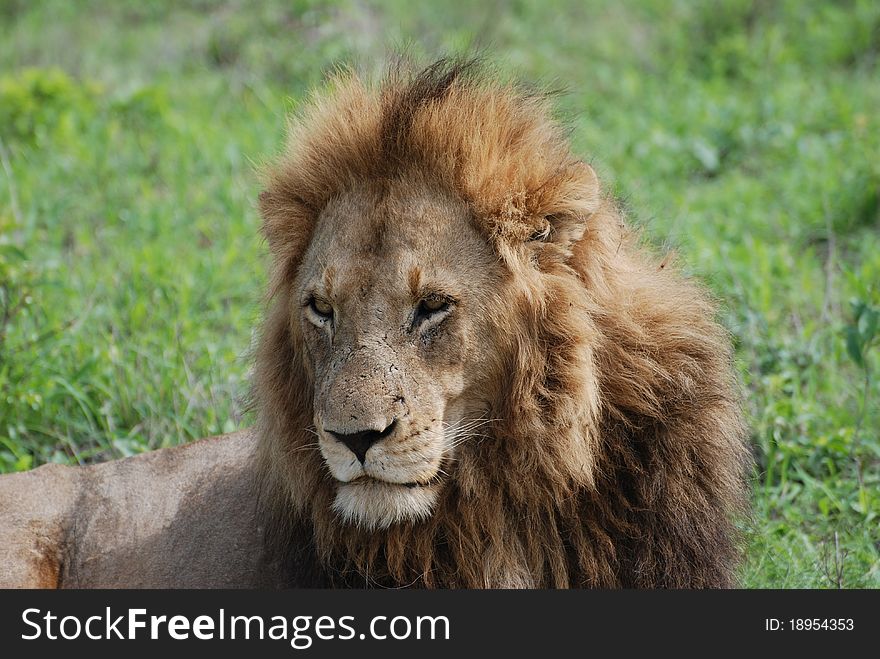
[341,474,440,489]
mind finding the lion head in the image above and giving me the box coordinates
[254,59,749,588]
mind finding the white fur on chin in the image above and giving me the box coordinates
[332,480,439,530]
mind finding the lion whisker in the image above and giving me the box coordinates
[288,442,322,454]
[442,416,499,431]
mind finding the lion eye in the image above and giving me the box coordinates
[415,296,452,324]
[309,297,334,319]
[421,297,448,313]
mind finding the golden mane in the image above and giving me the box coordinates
[255,59,750,588]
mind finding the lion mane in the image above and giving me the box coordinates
[255,59,750,588]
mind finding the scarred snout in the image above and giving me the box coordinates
[313,343,447,492]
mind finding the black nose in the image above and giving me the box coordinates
[327,419,397,465]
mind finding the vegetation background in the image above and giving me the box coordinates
[0,0,877,587]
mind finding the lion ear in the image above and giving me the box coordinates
[257,187,317,296]
[258,189,289,251]
[258,188,315,253]
[530,161,600,249]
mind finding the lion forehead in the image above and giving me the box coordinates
[302,180,497,297]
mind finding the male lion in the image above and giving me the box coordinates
[0,59,750,588]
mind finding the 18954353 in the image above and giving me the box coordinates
[765,618,854,631]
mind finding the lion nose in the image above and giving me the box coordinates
[326,419,397,465]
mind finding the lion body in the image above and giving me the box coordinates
[0,431,289,588]
[0,59,750,589]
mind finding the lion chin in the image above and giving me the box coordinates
[331,479,440,530]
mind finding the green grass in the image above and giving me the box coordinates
[1,0,878,588]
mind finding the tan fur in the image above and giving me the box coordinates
[255,59,751,588]
[0,431,294,588]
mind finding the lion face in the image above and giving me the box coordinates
[294,176,503,529]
